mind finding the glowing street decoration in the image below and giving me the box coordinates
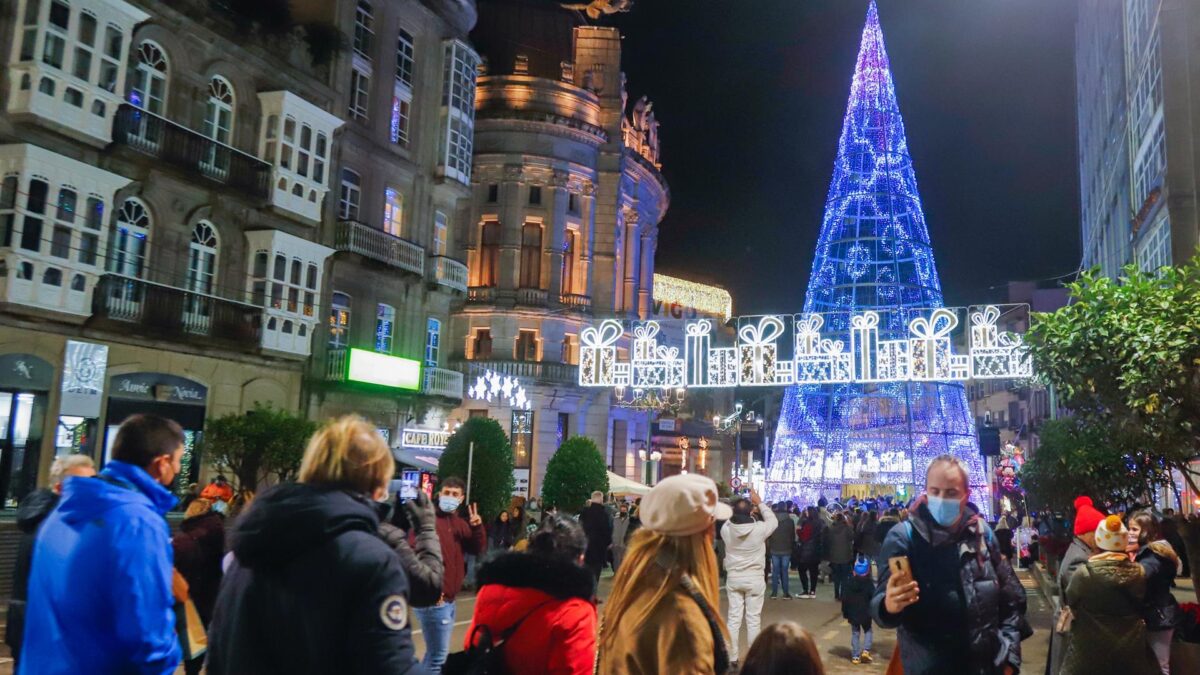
[772,1,987,511]
[576,305,1031,389]
[653,273,733,321]
[467,369,532,410]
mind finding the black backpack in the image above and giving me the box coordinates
[442,601,550,675]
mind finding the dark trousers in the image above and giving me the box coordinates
[831,562,851,599]
[799,562,820,593]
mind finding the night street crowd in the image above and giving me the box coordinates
[3,412,1193,674]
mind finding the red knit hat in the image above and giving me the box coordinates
[1073,496,1105,536]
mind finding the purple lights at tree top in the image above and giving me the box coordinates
[766,1,988,511]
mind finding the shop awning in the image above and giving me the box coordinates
[608,471,651,496]
[393,447,442,472]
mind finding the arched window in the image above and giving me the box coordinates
[131,41,168,114]
[561,228,577,295]
[478,220,499,287]
[519,221,542,289]
[109,198,149,279]
[42,268,62,286]
[203,76,235,175]
[204,76,234,142]
[187,221,218,296]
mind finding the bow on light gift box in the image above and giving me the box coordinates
[684,320,712,386]
[630,322,685,388]
[968,306,1031,378]
[850,312,880,381]
[579,320,623,386]
[793,315,852,384]
[739,316,786,385]
[908,309,969,380]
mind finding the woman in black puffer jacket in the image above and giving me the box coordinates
[1128,511,1180,675]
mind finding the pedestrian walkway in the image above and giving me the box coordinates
[415,567,1055,674]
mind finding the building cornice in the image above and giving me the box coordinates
[475,110,609,146]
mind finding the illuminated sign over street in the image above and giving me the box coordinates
[579,305,1033,389]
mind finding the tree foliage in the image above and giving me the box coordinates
[1026,259,1200,602]
[438,417,514,521]
[541,436,610,513]
[1026,260,1200,493]
[204,403,319,493]
[1021,419,1159,511]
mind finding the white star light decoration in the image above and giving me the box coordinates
[468,369,532,410]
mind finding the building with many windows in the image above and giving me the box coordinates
[296,0,478,444]
[1077,0,1200,276]
[0,0,480,505]
[450,0,668,495]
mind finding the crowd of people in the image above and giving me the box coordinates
[4,411,1195,674]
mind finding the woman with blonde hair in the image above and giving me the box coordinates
[598,473,733,674]
[207,415,424,674]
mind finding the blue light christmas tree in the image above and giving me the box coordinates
[765,1,988,508]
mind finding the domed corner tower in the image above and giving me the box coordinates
[765,1,987,511]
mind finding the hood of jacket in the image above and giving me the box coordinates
[16,488,59,533]
[230,482,379,570]
[1145,540,1180,565]
[55,460,177,526]
[476,551,595,601]
[724,520,759,541]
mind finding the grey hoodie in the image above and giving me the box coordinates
[720,504,778,577]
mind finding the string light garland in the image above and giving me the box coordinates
[652,273,732,321]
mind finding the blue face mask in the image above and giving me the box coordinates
[926,494,963,527]
[439,496,462,513]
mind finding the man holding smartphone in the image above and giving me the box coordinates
[871,455,1029,675]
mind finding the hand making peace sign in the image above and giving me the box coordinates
[467,503,482,528]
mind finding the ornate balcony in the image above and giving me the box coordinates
[559,293,592,312]
[466,286,495,303]
[334,220,425,276]
[454,358,578,386]
[429,256,468,293]
[516,287,548,307]
[423,366,464,399]
[112,104,271,200]
[92,275,262,350]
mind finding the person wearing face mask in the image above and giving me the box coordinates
[413,475,487,673]
[871,454,1029,675]
[20,415,185,675]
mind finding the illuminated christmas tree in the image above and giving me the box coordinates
[765,1,988,508]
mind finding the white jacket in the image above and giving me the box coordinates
[720,504,778,577]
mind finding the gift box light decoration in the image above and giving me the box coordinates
[764,1,990,513]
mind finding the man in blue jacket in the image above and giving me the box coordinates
[21,414,185,675]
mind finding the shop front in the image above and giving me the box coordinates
[104,373,208,489]
[0,354,52,507]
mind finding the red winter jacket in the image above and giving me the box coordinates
[465,552,597,675]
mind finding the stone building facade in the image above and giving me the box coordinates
[297,0,477,445]
[452,0,668,494]
[0,0,479,503]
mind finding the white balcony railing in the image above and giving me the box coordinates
[334,220,424,275]
[430,256,468,292]
[423,366,464,399]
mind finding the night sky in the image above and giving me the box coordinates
[609,0,1080,315]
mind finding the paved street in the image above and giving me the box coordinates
[0,567,1052,674]
[413,567,1055,674]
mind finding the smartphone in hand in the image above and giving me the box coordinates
[888,555,911,580]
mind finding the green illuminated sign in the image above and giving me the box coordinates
[346,349,422,391]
